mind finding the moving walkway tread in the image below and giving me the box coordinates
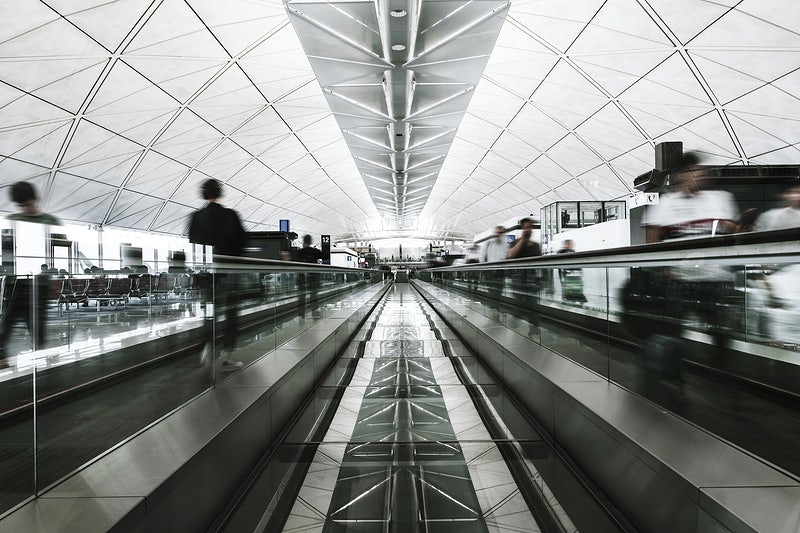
[217,284,630,533]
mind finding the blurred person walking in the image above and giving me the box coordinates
[506,217,542,335]
[637,152,740,404]
[188,178,245,371]
[755,183,800,231]
[296,234,323,316]
[1,182,60,369]
[556,239,586,303]
[481,226,508,262]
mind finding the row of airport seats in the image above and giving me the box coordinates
[47,273,196,312]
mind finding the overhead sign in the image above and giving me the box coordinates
[627,192,659,209]
[321,234,331,265]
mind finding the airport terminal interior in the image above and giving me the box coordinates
[1,1,800,532]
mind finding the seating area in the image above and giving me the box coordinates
[46,273,196,313]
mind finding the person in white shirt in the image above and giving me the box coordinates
[755,184,800,231]
[644,164,738,244]
[640,152,741,374]
[481,226,509,262]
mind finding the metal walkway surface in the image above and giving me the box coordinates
[265,284,607,533]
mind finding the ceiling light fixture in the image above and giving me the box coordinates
[392,44,406,51]
[390,9,407,17]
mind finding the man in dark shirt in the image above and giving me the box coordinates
[188,179,245,259]
[296,234,322,316]
[1,182,59,369]
[506,217,542,335]
[296,234,323,264]
[507,217,541,259]
[7,181,61,226]
[188,179,245,371]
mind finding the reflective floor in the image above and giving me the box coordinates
[264,285,614,533]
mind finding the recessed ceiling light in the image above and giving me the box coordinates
[390,9,407,17]
[392,44,406,51]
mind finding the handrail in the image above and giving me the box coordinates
[429,227,800,271]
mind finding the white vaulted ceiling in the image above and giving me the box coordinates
[1,0,799,242]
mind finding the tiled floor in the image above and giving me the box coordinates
[281,285,564,533]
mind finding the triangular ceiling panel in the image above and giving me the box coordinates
[691,5,800,50]
[618,53,714,138]
[688,51,773,105]
[230,116,292,155]
[0,119,73,169]
[85,62,180,144]
[125,59,225,105]
[571,49,674,98]
[484,132,537,169]
[483,24,557,99]
[188,67,268,134]
[150,201,196,235]
[0,159,50,185]
[522,156,573,188]
[51,0,154,51]
[152,110,224,166]
[576,164,632,198]
[49,171,118,223]
[126,150,190,198]
[568,0,672,53]
[657,111,740,160]
[260,135,309,171]
[239,26,315,100]
[31,61,109,113]
[509,170,557,199]
[530,61,610,129]
[574,103,648,159]
[646,0,737,44]
[747,143,800,165]
[105,190,163,229]
[506,103,569,152]
[195,140,254,181]
[226,160,277,195]
[726,111,799,161]
[507,1,605,53]
[169,170,218,206]
[191,1,289,57]
[554,178,598,201]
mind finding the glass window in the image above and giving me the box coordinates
[604,202,624,221]
[580,202,602,227]
[559,202,579,232]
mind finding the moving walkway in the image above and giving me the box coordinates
[0,235,799,532]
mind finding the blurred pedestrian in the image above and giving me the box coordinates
[507,218,541,259]
[1,182,59,369]
[644,152,738,243]
[556,239,585,303]
[188,179,245,371]
[7,181,60,225]
[638,152,740,400]
[296,234,323,315]
[507,217,542,335]
[481,226,508,262]
[755,184,800,231]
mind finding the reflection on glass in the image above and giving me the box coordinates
[0,260,374,515]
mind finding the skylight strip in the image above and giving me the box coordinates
[405,1,509,67]
[287,6,392,67]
